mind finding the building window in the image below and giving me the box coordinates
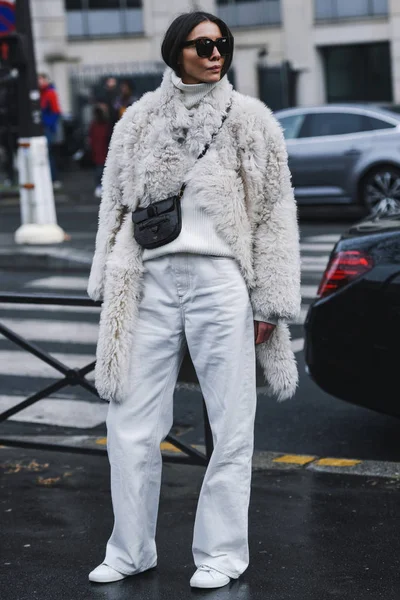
[216,0,281,28]
[322,43,393,103]
[315,0,388,21]
[64,0,143,38]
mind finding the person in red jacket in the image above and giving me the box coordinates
[38,73,62,188]
[88,104,112,198]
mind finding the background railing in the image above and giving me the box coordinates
[0,293,213,465]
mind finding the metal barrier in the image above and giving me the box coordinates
[0,293,213,465]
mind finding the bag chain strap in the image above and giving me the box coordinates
[177,101,232,200]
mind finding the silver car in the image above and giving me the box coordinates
[275,104,400,215]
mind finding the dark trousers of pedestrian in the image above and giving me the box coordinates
[44,127,59,182]
[1,129,16,183]
[95,165,105,188]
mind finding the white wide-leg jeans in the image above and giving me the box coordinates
[104,253,258,579]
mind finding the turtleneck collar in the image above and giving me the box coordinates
[171,71,222,109]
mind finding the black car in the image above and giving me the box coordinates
[304,214,400,418]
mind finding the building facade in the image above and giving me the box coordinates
[31,0,400,115]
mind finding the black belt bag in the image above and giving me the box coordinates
[132,102,232,250]
[131,194,182,250]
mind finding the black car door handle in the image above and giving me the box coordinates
[344,148,361,156]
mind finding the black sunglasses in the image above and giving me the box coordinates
[181,37,231,59]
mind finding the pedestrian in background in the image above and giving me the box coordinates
[88,104,111,198]
[38,73,62,189]
[87,10,301,590]
[95,76,119,126]
[113,78,137,120]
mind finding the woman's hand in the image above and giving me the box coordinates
[254,321,276,345]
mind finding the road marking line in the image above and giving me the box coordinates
[301,265,326,272]
[301,255,330,264]
[160,442,184,453]
[0,396,107,428]
[0,350,95,379]
[291,338,304,353]
[95,438,195,454]
[273,454,316,465]
[0,303,100,314]
[0,318,98,343]
[95,438,107,445]
[304,234,341,243]
[300,243,334,252]
[301,285,318,298]
[26,276,88,290]
[315,458,362,467]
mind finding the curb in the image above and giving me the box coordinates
[0,248,92,273]
[1,436,400,480]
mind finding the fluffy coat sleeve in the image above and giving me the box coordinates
[250,121,301,323]
[87,119,126,301]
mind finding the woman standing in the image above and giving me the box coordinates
[87,11,301,590]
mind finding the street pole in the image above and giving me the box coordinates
[11,0,65,244]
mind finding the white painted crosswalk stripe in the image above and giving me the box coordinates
[304,234,341,243]
[26,276,88,290]
[0,350,95,379]
[0,396,107,428]
[301,255,330,265]
[301,285,318,299]
[291,338,304,353]
[301,264,328,272]
[300,255,329,273]
[300,243,334,252]
[1,318,98,344]
[0,303,100,314]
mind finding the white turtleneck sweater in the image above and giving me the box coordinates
[142,74,234,263]
[142,74,275,324]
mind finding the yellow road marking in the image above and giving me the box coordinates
[94,441,362,467]
[273,454,316,465]
[315,458,362,467]
[95,438,184,453]
[160,442,183,453]
[95,437,107,445]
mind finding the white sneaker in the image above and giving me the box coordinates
[190,565,231,589]
[88,563,127,583]
[94,185,102,198]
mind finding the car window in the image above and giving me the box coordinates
[276,114,305,139]
[364,116,396,131]
[378,105,400,115]
[298,112,368,138]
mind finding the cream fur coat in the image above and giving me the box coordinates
[88,68,301,403]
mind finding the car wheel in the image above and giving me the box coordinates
[361,166,400,217]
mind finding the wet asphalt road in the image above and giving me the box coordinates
[1,446,399,600]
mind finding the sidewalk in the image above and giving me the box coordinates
[1,443,398,600]
[0,167,98,273]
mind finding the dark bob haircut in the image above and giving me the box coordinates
[161,11,234,80]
